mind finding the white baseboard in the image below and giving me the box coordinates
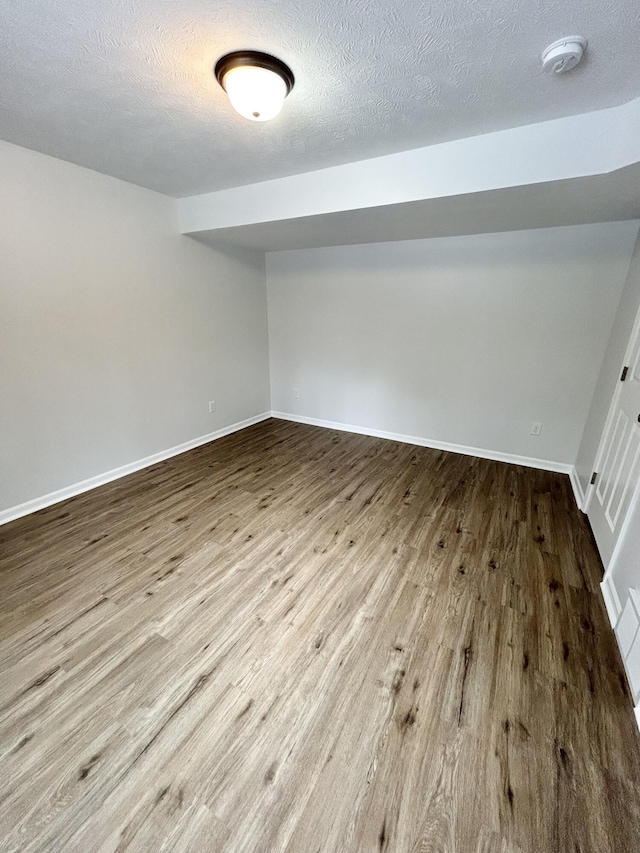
[569,466,585,511]
[271,411,573,475]
[0,412,271,526]
[0,411,580,527]
[601,574,623,628]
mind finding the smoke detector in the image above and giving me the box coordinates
[541,36,587,74]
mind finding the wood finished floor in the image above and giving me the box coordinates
[1,419,640,852]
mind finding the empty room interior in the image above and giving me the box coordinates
[3,0,640,850]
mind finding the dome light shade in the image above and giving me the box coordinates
[215,51,295,122]
[223,65,287,122]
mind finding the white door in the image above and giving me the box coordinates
[585,304,640,568]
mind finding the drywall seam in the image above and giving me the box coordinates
[0,412,271,526]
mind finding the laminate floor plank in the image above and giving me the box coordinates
[1,418,639,851]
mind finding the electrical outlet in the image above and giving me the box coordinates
[531,422,542,436]
[294,389,300,399]
[209,400,216,413]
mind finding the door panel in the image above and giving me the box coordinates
[588,306,640,568]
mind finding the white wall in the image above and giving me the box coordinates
[267,223,639,468]
[0,140,270,515]
[575,232,640,495]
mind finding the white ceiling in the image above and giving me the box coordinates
[1,0,639,197]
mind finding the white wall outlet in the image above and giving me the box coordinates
[531,422,542,436]
[294,388,300,399]
[209,400,216,413]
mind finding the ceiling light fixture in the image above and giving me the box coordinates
[214,50,295,122]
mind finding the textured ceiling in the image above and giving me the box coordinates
[1,0,639,197]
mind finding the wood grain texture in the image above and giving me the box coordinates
[1,418,640,852]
